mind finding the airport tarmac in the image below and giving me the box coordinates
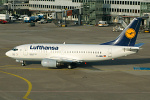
[0,22,150,100]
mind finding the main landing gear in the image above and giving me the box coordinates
[67,65,72,69]
[67,63,77,69]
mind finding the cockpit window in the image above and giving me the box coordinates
[12,48,18,51]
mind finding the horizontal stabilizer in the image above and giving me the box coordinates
[134,43,144,47]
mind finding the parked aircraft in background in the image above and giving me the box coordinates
[6,17,144,69]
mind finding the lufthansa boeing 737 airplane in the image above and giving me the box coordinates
[6,17,144,69]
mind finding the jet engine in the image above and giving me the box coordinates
[41,59,59,68]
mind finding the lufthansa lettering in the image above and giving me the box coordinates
[30,45,59,50]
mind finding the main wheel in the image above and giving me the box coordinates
[21,63,25,66]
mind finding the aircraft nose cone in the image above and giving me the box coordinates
[5,51,11,57]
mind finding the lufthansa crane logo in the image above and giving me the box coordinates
[125,28,136,39]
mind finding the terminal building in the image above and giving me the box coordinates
[82,0,103,25]
[0,0,150,26]
[29,0,82,20]
[7,0,29,15]
[103,0,150,23]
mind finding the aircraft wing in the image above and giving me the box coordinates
[49,56,83,63]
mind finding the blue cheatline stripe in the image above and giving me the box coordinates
[134,67,150,70]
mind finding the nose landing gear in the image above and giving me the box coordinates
[21,61,26,66]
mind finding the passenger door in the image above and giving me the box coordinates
[23,47,28,56]
[108,48,112,57]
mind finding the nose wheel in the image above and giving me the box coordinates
[21,61,26,66]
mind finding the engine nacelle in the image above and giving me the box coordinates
[41,59,57,68]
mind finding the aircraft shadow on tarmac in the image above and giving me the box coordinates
[25,58,150,70]
[88,58,150,66]
[78,58,150,70]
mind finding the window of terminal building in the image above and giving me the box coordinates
[125,1,129,5]
[117,8,119,12]
[72,0,77,2]
[109,0,111,4]
[130,9,132,13]
[135,9,137,13]
[138,2,140,5]
[57,6,61,9]
[130,1,132,5]
[125,9,126,12]
[122,1,124,5]
[117,1,119,4]
[120,9,122,12]
[112,1,114,4]
[120,1,122,5]
[107,0,109,4]
[112,8,114,12]
[103,8,106,12]
[134,1,137,5]
[115,8,116,12]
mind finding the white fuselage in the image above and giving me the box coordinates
[6,44,138,62]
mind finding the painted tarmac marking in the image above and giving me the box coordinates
[0,71,32,100]
[1,65,150,71]
[1,91,150,94]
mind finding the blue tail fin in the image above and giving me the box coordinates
[100,17,142,46]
